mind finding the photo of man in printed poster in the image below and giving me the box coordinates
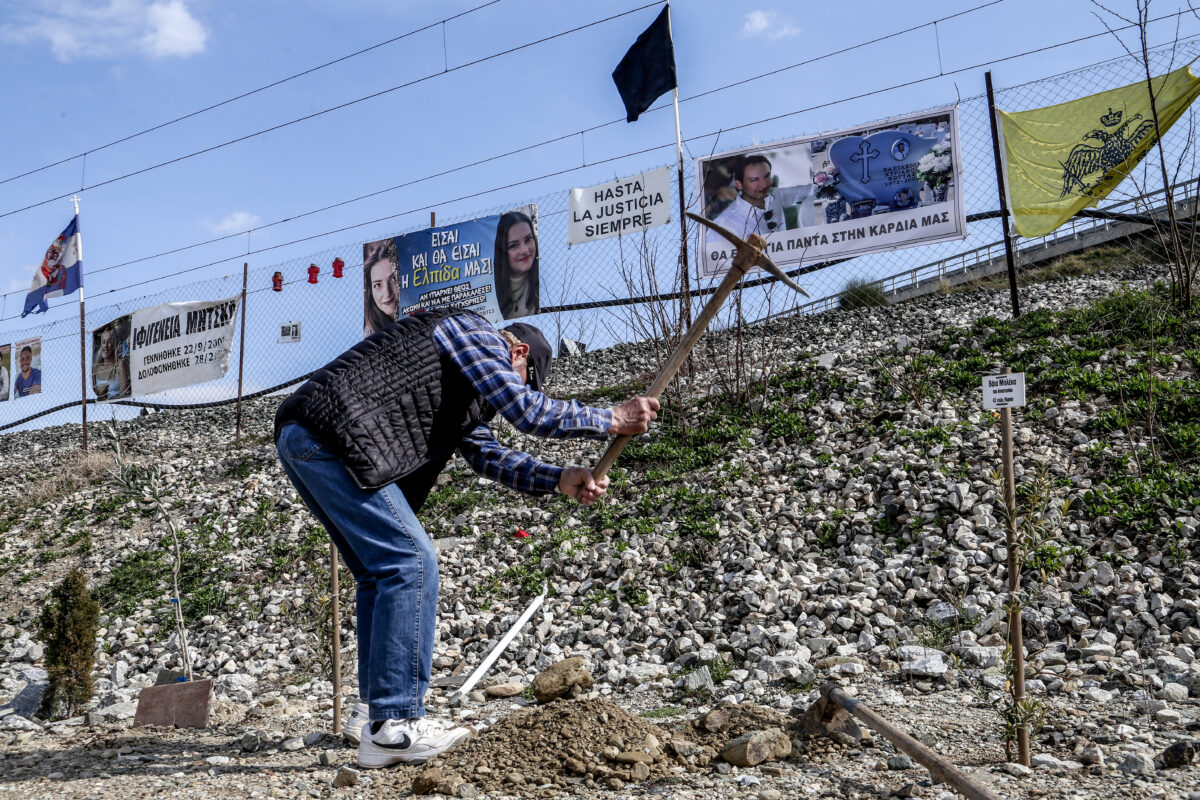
[13,337,42,399]
[0,344,10,402]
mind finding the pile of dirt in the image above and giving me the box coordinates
[675,702,793,751]
[408,698,715,796]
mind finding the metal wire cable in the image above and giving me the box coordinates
[0,0,503,189]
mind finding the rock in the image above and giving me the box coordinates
[1117,753,1156,775]
[531,657,593,703]
[2,683,47,718]
[720,727,791,767]
[1031,754,1082,770]
[698,707,730,733]
[319,750,337,767]
[303,731,324,746]
[626,663,669,685]
[241,730,264,752]
[684,669,715,694]
[630,761,651,780]
[887,754,914,770]
[412,767,443,794]
[435,775,465,795]
[901,656,948,678]
[1003,762,1032,777]
[1077,743,1104,766]
[332,766,359,787]
[1160,740,1197,768]
[281,737,304,751]
[484,682,524,698]
[758,791,784,800]
[1162,682,1189,703]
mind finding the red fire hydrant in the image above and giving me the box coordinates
[307,263,319,284]
[332,257,344,278]
[272,271,283,291]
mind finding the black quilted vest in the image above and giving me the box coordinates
[274,308,495,510]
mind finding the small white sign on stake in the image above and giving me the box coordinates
[982,372,1026,409]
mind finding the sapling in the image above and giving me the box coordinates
[105,424,193,680]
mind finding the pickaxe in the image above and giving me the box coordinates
[592,211,809,480]
[796,684,1004,800]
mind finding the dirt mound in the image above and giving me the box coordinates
[678,702,792,750]
[417,698,711,796]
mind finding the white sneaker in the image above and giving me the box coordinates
[357,717,474,768]
[343,702,369,745]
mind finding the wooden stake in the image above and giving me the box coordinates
[331,543,342,734]
[1000,365,1030,766]
[235,262,248,446]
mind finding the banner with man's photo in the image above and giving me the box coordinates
[362,204,539,333]
[697,107,966,276]
[12,337,42,399]
[128,296,239,395]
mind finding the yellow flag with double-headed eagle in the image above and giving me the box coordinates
[997,65,1200,238]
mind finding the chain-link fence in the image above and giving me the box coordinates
[3,39,1199,435]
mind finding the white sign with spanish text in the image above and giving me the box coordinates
[568,167,671,244]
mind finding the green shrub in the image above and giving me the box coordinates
[37,569,100,719]
[839,279,888,310]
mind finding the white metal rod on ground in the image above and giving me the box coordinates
[451,583,548,700]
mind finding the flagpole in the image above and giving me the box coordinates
[665,4,692,329]
[985,72,1021,319]
[74,196,88,452]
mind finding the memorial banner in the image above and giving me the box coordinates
[91,315,132,401]
[129,296,239,395]
[12,337,42,399]
[569,167,671,244]
[365,204,539,326]
[697,107,966,276]
[0,344,9,402]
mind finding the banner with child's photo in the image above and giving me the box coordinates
[697,107,966,276]
[362,204,539,332]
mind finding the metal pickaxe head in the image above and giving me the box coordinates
[688,212,810,297]
[794,684,863,744]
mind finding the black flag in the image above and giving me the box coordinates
[612,5,676,123]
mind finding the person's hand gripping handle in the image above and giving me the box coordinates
[593,396,660,481]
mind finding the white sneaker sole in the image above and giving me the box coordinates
[357,728,473,769]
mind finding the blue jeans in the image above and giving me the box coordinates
[276,422,438,720]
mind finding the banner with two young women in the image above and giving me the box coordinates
[362,205,539,337]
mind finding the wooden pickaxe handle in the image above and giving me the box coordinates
[592,228,773,482]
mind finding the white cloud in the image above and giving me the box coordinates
[0,0,207,62]
[740,10,801,41]
[211,211,260,236]
[142,1,206,58]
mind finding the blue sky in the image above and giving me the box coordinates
[1,0,1199,334]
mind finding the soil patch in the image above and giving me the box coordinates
[676,702,792,750]
[398,698,709,796]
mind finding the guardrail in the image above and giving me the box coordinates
[793,178,1200,317]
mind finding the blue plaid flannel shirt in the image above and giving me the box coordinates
[432,313,612,495]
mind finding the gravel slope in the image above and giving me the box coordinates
[1,265,1198,799]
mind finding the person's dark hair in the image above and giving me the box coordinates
[20,346,32,357]
[363,238,398,335]
[735,154,771,182]
[494,210,540,320]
